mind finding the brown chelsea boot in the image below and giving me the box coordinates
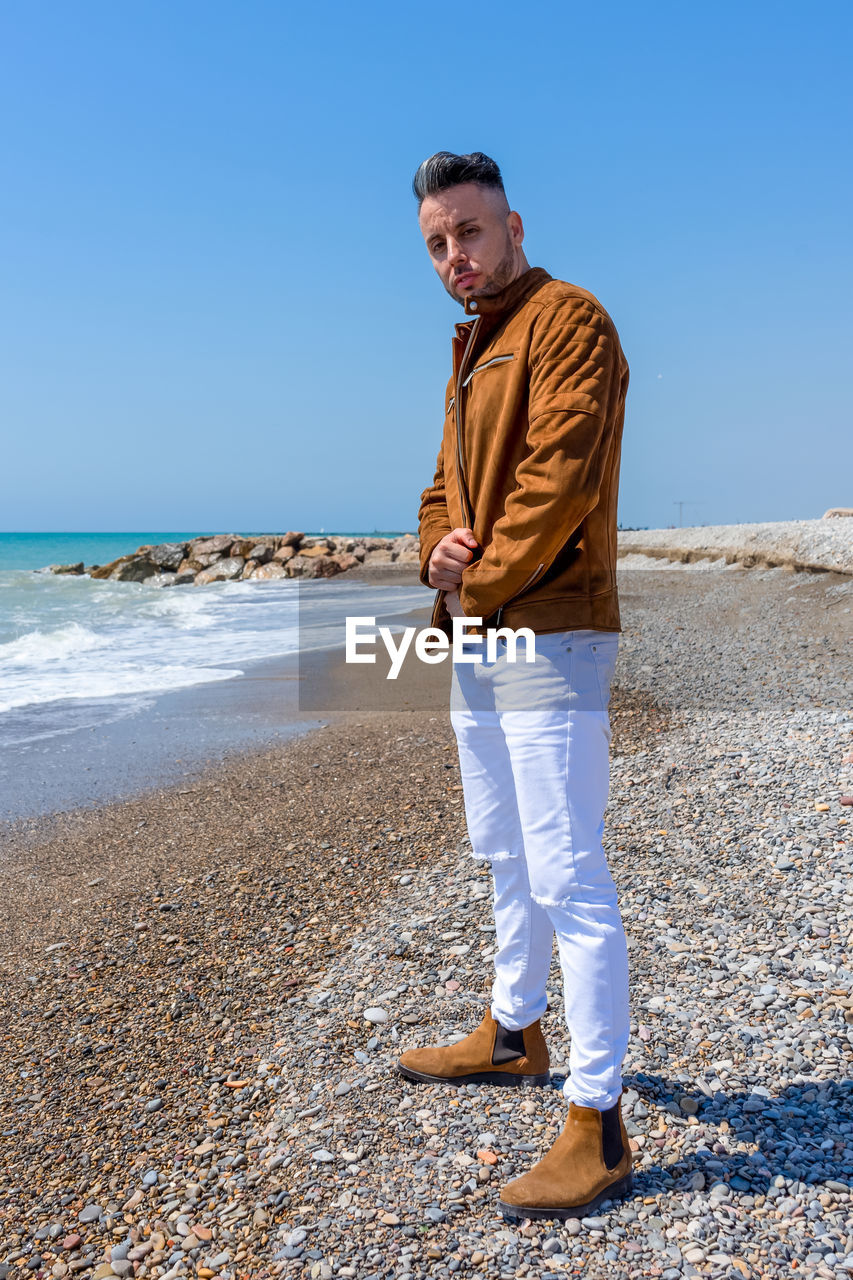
[498,1094,634,1220]
[396,1008,550,1087]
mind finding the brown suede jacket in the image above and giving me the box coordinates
[418,266,629,635]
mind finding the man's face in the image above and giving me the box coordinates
[418,182,526,305]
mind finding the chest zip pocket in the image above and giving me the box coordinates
[461,353,516,387]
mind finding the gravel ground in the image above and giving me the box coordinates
[617,519,853,575]
[1,567,851,1280]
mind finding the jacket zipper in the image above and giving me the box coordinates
[454,315,481,531]
[431,318,481,629]
[494,562,546,628]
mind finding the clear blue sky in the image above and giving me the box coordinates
[2,0,850,531]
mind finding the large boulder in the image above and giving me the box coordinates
[112,557,160,583]
[90,557,129,579]
[283,555,307,577]
[143,542,188,571]
[319,556,345,577]
[330,552,361,573]
[285,554,340,579]
[192,550,229,567]
[91,555,159,582]
[191,535,236,559]
[280,531,304,549]
[248,543,274,564]
[230,539,256,559]
[272,544,296,563]
[47,562,84,575]
[251,561,287,580]
[297,543,333,558]
[309,556,342,579]
[194,556,245,585]
[360,537,396,552]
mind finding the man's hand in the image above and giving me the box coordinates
[427,527,479,590]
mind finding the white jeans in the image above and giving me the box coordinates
[450,627,629,1110]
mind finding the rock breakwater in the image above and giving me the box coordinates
[45,533,421,587]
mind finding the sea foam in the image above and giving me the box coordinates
[0,573,431,730]
[0,621,104,665]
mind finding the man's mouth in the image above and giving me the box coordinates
[454,272,477,289]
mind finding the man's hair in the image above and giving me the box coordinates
[412,151,506,208]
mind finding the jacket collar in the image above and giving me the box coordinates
[462,266,552,319]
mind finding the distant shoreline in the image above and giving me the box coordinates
[0,530,416,574]
[3,517,848,578]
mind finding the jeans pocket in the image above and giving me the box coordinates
[589,638,619,708]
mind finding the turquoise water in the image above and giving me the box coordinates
[0,532,412,572]
[0,532,211,572]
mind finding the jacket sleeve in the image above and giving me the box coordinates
[458,300,624,620]
[417,442,453,588]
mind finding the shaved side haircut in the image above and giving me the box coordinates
[413,151,507,210]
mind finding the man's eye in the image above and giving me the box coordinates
[463,227,478,236]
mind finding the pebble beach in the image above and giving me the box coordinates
[1,546,852,1279]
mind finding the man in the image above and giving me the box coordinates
[396,151,633,1221]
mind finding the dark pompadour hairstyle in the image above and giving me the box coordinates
[412,151,505,208]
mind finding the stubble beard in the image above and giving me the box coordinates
[447,234,519,305]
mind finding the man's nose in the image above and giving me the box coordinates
[446,236,467,266]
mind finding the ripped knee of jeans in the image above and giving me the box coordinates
[470,847,521,865]
[530,883,620,911]
[529,889,574,909]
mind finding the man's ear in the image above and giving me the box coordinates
[508,210,525,246]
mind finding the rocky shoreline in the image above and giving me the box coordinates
[42,518,853,588]
[44,534,421,587]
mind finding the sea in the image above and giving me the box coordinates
[0,533,433,821]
